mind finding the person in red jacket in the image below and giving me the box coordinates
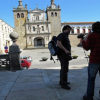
[80,22,100,100]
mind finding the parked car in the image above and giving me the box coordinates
[20,56,32,69]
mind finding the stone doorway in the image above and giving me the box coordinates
[34,37,45,48]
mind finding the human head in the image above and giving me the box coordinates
[62,25,72,34]
[92,21,100,33]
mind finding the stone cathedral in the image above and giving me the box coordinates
[13,0,93,49]
[13,0,61,49]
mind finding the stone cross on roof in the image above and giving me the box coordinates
[19,0,22,6]
[51,0,54,5]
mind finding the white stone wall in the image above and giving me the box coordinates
[26,23,51,34]
[0,19,13,53]
[61,24,92,34]
[29,10,46,22]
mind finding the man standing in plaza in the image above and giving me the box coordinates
[80,22,100,100]
[57,25,72,90]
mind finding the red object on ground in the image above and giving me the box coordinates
[5,49,8,53]
[21,59,31,69]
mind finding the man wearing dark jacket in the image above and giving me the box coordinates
[57,25,72,90]
[80,22,100,100]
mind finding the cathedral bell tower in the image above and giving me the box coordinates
[13,0,28,49]
[46,0,61,36]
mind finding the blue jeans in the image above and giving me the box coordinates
[87,63,100,97]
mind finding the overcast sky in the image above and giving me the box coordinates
[0,0,100,27]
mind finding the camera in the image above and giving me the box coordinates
[77,34,86,39]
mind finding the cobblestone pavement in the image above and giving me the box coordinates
[0,47,100,100]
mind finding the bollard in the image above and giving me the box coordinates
[9,32,21,71]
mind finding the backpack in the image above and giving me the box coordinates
[48,36,58,63]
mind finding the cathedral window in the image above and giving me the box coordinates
[21,13,24,18]
[28,26,31,32]
[33,27,35,31]
[36,16,39,21]
[17,13,20,18]
[5,27,7,32]
[51,12,54,16]
[55,12,57,16]
[42,26,44,31]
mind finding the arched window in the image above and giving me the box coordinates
[88,29,91,33]
[72,29,74,34]
[55,12,57,16]
[42,26,44,31]
[77,29,80,34]
[33,27,35,31]
[83,29,85,33]
[21,13,24,18]
[17,13,20,18]
[51,12,54,16]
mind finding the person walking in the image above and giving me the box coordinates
[57,25,72,90]
[80,22,100,100]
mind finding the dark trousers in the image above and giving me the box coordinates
[58,54,69,85]
[86,63,100,98]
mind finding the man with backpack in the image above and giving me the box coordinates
[57,25,72,90]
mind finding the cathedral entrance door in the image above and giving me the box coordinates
[34,37,44,48]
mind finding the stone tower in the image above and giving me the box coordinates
[13,0,28,49]
[46,0,61,37]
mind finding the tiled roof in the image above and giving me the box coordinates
[62,22,95,25]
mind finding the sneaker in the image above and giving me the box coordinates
[83,95,93,100]
[61,85,71,90]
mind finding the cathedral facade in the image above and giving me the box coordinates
[13,0,94,49]
[13,0,61,49]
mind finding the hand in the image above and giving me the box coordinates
[65,50,70,55]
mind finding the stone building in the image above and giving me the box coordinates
[62,22,93,34]
[13,0,61,49]
[0,19,13,53]
[13,0,94,49]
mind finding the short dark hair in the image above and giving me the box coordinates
[62,25,72,32]
[92,21,100,33]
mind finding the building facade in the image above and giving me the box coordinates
[62,22,93,34]
[13,0,61,49]
[13,0,94,49]
[0,19,13,53]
